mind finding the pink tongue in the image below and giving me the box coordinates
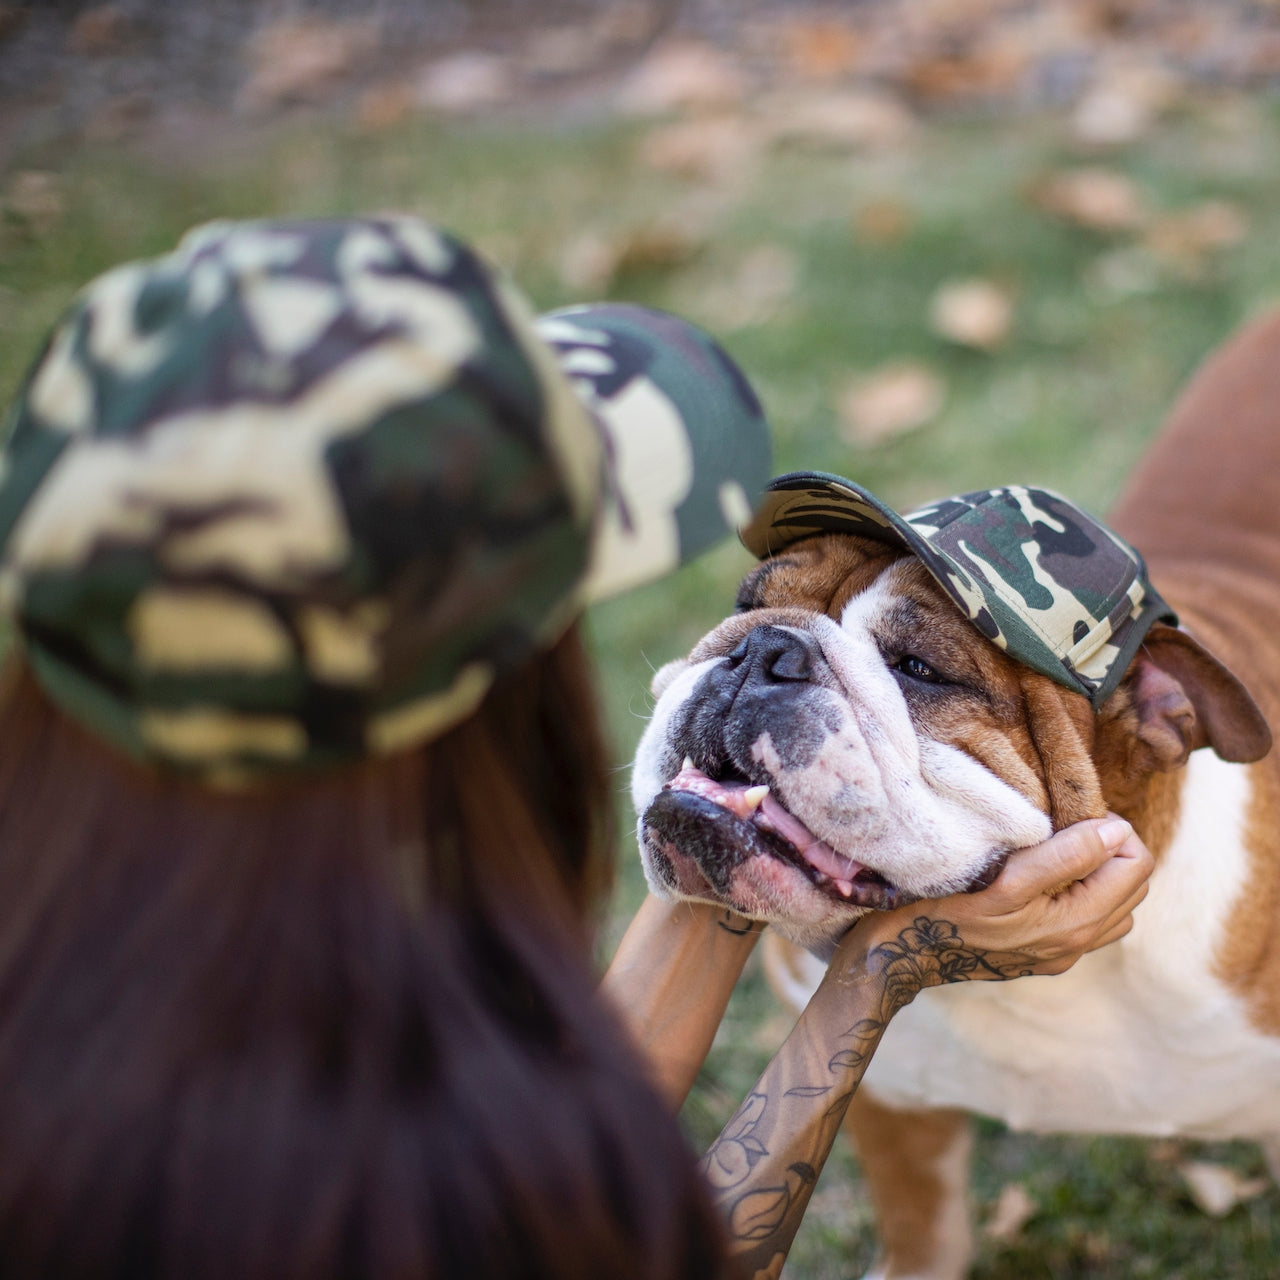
[665,766,866,883]
[753,793,865,882]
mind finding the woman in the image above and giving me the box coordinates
[0,215,1150,1279]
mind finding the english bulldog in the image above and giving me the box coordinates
[631,310,1280,1279]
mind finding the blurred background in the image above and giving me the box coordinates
[2,1,1279,1275]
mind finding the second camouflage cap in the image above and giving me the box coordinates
[0,216,771,781]
[741,472,1176,708]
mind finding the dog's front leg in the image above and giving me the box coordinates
[844,1089,975,1280]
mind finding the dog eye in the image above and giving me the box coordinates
[895,654,944,683]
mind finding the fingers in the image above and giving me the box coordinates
[996,816,1135,905]
[1058,826,1154,918]
[1033,824,1154,958]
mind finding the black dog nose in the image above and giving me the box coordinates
[727,625,815,684]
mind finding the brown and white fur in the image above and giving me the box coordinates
[630,311,1280,1278]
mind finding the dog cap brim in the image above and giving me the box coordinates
[741,471,1177,708]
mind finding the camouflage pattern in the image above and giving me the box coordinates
[0,216,772,782]
[537,304,768,601]
[740,473,1177,708]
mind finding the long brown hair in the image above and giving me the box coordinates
[0,625,733,1279]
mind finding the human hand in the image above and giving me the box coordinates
[836,816,1153,1005]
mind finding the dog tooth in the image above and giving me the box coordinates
[835,879,855,898]
[682,756,694,772]
[742,785,769,811]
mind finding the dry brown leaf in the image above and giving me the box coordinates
[557,232,618,294]
[853,199,914,246]
[898,39,1030,102]
[1179,1160,1270,1218]
[839,363,945,446]
[1030,167,1146,233]
[592,2,659,46]
[416,53,514,114]
[5,171,64,233]
[929,278,1014,351]
[612,226,705,274]
[523,27,604,77]
[781,20,865,80]
[354,83,416,133]
[1144,200,1249,268]
[638,117,758,182]
[617,40,747,116]
[557,224,704,294]
[68,5,131,56]
[983,1182,1037,1241]
[240,18,379,111]
[763,90,914,152]
[1071,64,1182,147]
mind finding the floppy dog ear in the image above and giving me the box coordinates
[1124,624,1271,767]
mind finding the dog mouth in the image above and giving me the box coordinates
[643,760,916,912]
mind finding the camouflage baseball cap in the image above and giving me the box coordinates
[740,472,1176,708]
[0,216,771,782]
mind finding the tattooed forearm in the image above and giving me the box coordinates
[702,914,1030,1277]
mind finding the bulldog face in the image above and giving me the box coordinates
[632,535,1086,951]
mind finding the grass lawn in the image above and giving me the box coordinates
[3,95,1279,1276]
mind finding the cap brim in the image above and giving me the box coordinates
[536,304,772,603]
[740,470,943,564]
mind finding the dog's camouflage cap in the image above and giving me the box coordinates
[741,472,1177,708]
[0,216,771,782]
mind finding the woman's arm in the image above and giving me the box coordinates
[601,896,764,1109]
[704,815,1153,1279]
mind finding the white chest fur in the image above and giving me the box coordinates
[779,751,1280,1139]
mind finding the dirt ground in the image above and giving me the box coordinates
[5,0,1280,168]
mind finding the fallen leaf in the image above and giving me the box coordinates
[1030,167,1147,232]
[763,90,914,152]
[638,116,758,182]
[1071,63,1182,147]
[416,52,514,113]
[557,231,618,294]
[354,82,416,133]
[68,4,131,56]
[592,2,660,46]
[612,225,704,274]
[1179,1160,1270,1218]
[781,19,865,80]
[929,278,1014,351]
[899,39,1030,102]
[983,1182,1037,1241]
[617,40,748,115]
[5,171,64,234]
[1144,199,1248,269]
[853,199,914,246]
[838,362,945,445]
[523,27,604,77]
[557,224,704,294]
[239,17,379,111]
